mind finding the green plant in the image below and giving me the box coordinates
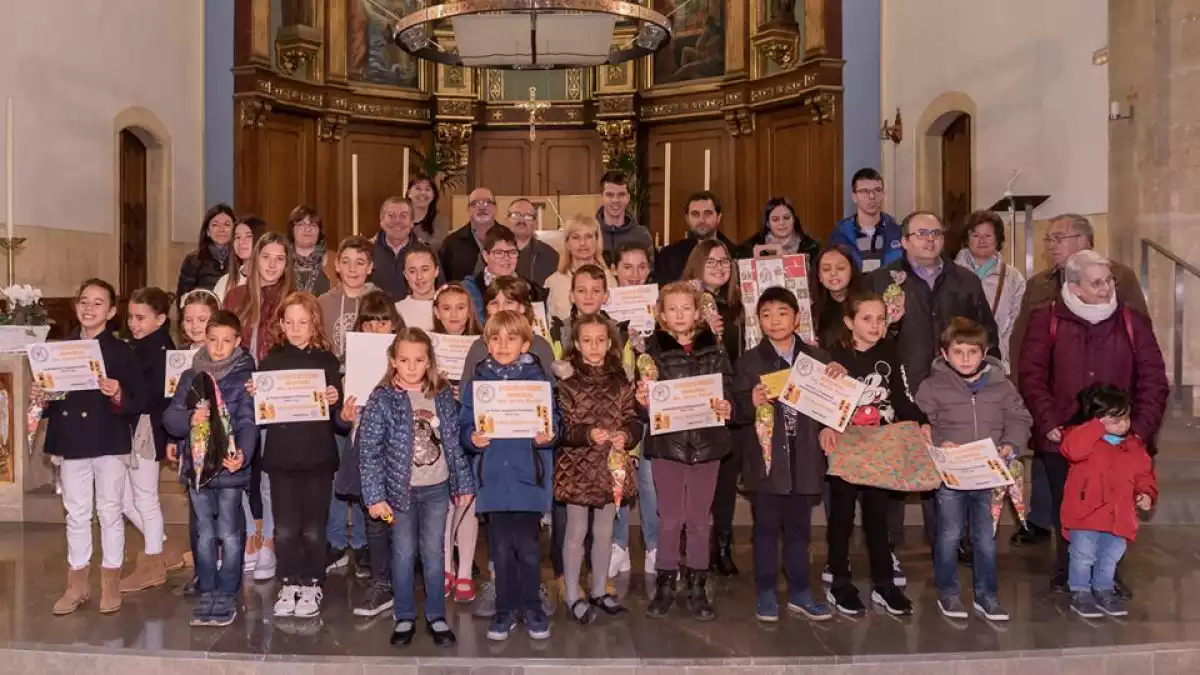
[409,142,466,194]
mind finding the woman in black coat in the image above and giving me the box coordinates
[737,197,821,263]
[176,203,236,299]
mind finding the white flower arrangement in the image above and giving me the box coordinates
[0,284,49,326]
[2,284,42,307]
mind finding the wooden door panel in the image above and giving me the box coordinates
[346,132,418,242]
[646,122,728,245]
[541,138,601,198]
[119,129,148,298]
[258,115,313,234]
[941,113,972,257]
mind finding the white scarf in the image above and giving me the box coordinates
[1060,282,1118,324]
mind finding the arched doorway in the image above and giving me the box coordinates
[119,129,148,298]
[915,93,979,258]
[940,113,972,258]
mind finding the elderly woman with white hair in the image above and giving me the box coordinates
[1018,249,1167,593]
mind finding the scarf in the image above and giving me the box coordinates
[1060,282,1118,325]
[765,231,801,255]
[209,243,230,265]
[294,244,326,292]
[192,345,247,382]
[963,252,1000,280]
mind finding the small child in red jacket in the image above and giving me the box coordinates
[1061,384,1156,620]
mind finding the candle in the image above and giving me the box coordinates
[351,153,360,236]
[663,142,672,245]
[402,146,410,193]
[5,97,13,243]
[1109,100,1121,119]
[704,148,711,191]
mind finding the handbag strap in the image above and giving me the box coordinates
[990,262,1008,317]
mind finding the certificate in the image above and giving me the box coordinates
[164,349,198,397]
[603,284,659,334]
[0,325,50,354]
[430,333,479,381]
[927,438,1015,490]
[531,302,550,339]
[253,369,329,425]
[473,380,553,439]
[778,352,865,433]
[647,373,725,436]
[27,340,106,392]
[759,369,790,399]
[344,332,396,402]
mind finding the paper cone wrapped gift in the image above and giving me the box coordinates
[826,421,942,492]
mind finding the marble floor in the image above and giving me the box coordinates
[2,523,1200,670]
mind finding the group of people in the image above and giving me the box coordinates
[39,166,1167,646]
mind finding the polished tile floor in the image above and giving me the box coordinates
[2,523,1200,661]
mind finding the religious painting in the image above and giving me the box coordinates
[348,0,421,88]
[652,0,726,85]
[0,373,11,483]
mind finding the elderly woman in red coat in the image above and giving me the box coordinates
[1018,249,1168,593]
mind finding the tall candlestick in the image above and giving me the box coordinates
[663,143,672,245]
[5,98,13,243]
[703,148,711,191]
[351,153,360,236]
[402,146,410,192]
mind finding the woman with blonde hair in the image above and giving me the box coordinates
[545,215,616,320]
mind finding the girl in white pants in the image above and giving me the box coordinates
[41,279,147,615]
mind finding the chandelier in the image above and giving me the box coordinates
[367,0,673,70]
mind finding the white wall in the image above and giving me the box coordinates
[0,0,204,240]
[879,0,1108,219]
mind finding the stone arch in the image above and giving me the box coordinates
[914,92,979,218]
[112,107,173,291]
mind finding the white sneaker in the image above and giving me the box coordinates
[608,544,631,578]
[253,545,277,581]
[891,552,908,588]
[294,585,324,618]
[273,584,300,616]
[644,548,657,575]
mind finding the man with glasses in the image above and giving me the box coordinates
[462,225,548,324]
[829,168,904,272]
[597,170,654,265]
[507,198,559,287]
[369,196,422,299]
[441,187,501,282]
[654,190,735,283]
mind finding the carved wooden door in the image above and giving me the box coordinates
[941,113,972,258]
[119,129,148,298]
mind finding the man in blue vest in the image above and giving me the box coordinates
[828,168,904,272]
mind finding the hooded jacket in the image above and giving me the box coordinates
[640,327,734,464]
[459,355,560,514]
[129,323,176,461]
[827,213,903,271]
[1059,419,1156,541]
[597,209,654,266]
[915,357,1032,451]
[555,358,643,506]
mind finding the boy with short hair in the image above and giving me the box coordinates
[464,226,548,323]
[733,286,836,622]
[163,311,258,627]
[460,310,560,641]
[916,317,1033,622]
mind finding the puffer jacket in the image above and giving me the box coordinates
[555,358,643,506]
[915,357,1032,450]
[358,384,475,511]
[176,248,230,299]
[1060,419,1156,541]
[130,323,176,461]
[640,327,734,464]
[954,250,1027,373]
[162,350,257,489]
[459,355,560,514]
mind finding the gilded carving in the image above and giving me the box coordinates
[238,98,272,128]
[487,70,503,102]
[316,114,349,142]
[435,123,474,170]
[566,69,584,101]
[446,66,466,88]
[605,64,627,87]
[752,29,800,70]
[724,109,756,137]
[275,24,323,80]
[641,95,723,120]
[597,94,636,116]
[352,101,431,121]
[437,97,474,118]
[805,92,836,124]
[749,70,820,104]
[596,119,636,168]
[277,45,318,77]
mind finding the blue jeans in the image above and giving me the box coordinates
[1068,530,1127,593]
[328,436,367,550]
[390,481,450,622]
[933,487,997,598]
[191,486,246,594]
[489,511,543,616]
[613,456,658,551]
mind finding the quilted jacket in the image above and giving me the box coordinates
[640,327,734,465]
[555,358,643,506]
[358,384,475,512]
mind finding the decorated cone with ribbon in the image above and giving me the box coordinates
[990,457,1028,534]
[608,446,627,506]
[756,404,774,474]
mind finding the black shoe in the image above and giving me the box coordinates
[685,567,716,621]
[569,598,597,624]
[1114,572,1133,600]
[183,576,199,597]
[825,584,866,616]
[957,542,973,567]
[710,533,739,576]
[646,569,677,618]
[353,582,394,618]
[1050,570,1071,594]
[1010,522,1051,546]
[871,585,913,616]
[390,619,416,646]
[589,593,628,616]
[352,547,371,580]
[426,618,456,647]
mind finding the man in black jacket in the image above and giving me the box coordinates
[368,196,420,299]
[653,190,736,283]
[440,187,500,282]
[598,170,654,264]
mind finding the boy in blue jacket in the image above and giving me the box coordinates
[163,310,257,627]
[460,309,560,642]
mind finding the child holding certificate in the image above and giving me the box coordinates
[358,329,476,648]
[822,293,928,617]
[634,281,734,621]
[556,313,642,624]
[459,310,560,641]
[44,279,147,616]
[915,318,1032,622]
[250,292,343,619]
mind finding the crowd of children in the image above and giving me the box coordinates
[36,227,1157,644]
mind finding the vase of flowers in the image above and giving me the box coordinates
[0,284,49,326]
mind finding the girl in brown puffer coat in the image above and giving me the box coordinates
[556,313,643,624]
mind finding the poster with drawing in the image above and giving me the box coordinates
[736,254,814,349]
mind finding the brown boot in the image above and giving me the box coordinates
[119,553,167,594]
[52,566,91,615]
[161,539,188,572]
[100,567,122,613]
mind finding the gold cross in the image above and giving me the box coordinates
[514,86,550,142]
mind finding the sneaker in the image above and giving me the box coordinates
[644,548,657,575]
[608,544,631,578]
[273,584,300,617]
[325,548,349,574]
[786,589,833,621]
[472,580,497,618]
[353,582,394,618]
[937,593,968,619]
[1049,570,1071,594]
[209,593,237,627]
[871,586,913,616]
[525,608,552,640]
[294,585,323,618]
[1010,522,1051,546]
[190,592,217,626]
[820,563,834,585]
[973,595,1009,622]
[253,544,277,581]
[826,585,865,616]
[486,611,518,641]
[890,552,908,587]
[755,590,779,622]
[1095,590,1129,617]
[539,582,556,617]
[352,547,371,580]
[1071,590,1104,619]
[243,533,261,572]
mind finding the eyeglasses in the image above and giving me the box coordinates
[1043,233,1083,245]
[907,229,944,241]
[488,249,519,260]
[469,199,496,208]
[705,258,732,269]
[854,188,885,198]
[508,211,537,222]
[294,221,320,230]
[969,231,996,241]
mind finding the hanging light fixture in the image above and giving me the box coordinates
[366,0,673,70]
